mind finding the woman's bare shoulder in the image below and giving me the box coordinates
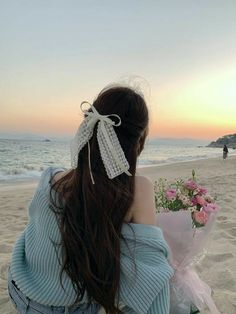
[129,175,156,226]
[52,169,72,184]
[135,175,153,188]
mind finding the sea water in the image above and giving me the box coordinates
[0,138,234,182]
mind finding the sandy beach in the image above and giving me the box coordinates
[0,156,236,314]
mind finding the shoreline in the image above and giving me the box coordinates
[139,152,236,168]
[1,155,235,189]
[139,155,236,181]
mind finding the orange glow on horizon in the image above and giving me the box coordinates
[149,120,236,140]
[1,63,236,141]
[1,109,234,141]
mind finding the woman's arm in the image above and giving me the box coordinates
[130,176,157,226]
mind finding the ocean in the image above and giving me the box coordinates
[0,138,234,182]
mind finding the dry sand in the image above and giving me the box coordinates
[1,156,236,313]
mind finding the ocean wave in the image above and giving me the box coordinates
[0,149,11,153]
[0,168,44,182]
[1,138,236,182]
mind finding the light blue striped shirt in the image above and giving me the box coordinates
[10,167,173,313]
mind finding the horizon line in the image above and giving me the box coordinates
[0,132,215,142]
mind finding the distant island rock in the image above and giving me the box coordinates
[208,133,236,149]
[43,139,51,142]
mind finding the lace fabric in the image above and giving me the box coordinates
[70,103,131,182]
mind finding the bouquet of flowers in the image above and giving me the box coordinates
[155,171,220,314]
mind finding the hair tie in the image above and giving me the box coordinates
[70,102,131,184]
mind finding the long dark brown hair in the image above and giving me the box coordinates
[50,86,149,313]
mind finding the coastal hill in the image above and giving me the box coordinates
[208,133,236,148]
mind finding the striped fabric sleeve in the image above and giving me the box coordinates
[147,281,170,314]
[119,224,173,314]
[37,166,66,190]
[121,281,170,314]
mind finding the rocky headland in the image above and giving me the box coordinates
[208,133,236,149]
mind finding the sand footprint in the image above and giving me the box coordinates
[213,269,236,290]
[0,244,12,253]
[207,253,234,263]
[217,216,227,221]
[223,197,233,203]
[230,239,236,245]
[227,228,236,237]
[213,231,234,240]
[0,262,10,280]
[218,222,236,230]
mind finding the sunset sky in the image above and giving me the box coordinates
[1,1,236,140]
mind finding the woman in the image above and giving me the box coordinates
[8,86,173,313]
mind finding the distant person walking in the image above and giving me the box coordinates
[223,144,228,160]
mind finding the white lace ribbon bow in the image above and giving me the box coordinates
[70,102,131,182]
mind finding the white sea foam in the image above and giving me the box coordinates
[0,138,235,182]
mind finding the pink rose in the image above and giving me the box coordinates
[196,195,207,206]
[203,203,220,213]
[192,195,207,207]
[184,179,198,190]
[198,187,208,195]
[193,211,208,225]
[165,189,177,201]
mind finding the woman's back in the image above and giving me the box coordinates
[52,170,157,225]
[9,86,173,313]
[10,166,173,313]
